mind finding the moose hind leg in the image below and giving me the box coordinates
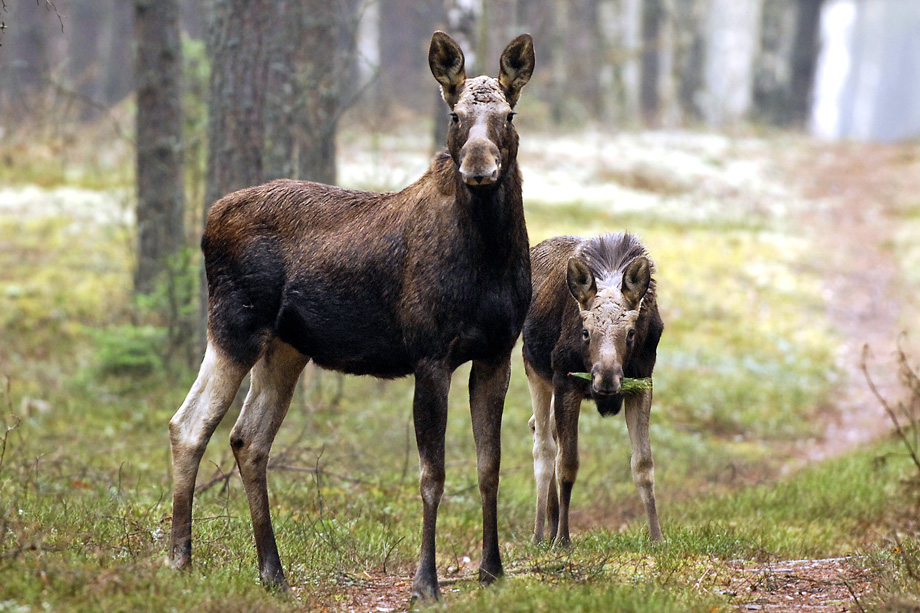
[229,339,308,590]
[470,358,511,584]
[410,361,451,602]
[169,342,251,569]
[525,360,555,544]
[625,391,663,541]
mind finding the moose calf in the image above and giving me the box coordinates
[167,31,535,602]
[522,232,664,546]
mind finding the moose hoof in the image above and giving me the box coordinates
[260,566,291,594]
[410,578,441,605]
[478,565,504,586]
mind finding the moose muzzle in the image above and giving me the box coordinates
[459,134,501,186]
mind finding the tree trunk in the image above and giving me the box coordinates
[294,0,340,185]
[1,0,52,121]
[639,0,664,125]
[672,0,707,123]
[788,0,823,126]
[134,0,185,294]
[204,0,270,209]
[101,0,135,107]
[201,0,270,342]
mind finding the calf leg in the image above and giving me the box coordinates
[229,339,308,590]
[525,360,555,544]
[411,361,451,602]
[552,386,583,547]
[169,342,251,569]
[469,357,510,584]
[624,390,663,541]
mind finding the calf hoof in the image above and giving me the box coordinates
[552,535,573,549]
[167,543,192,570]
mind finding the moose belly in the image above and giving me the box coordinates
[274,299,414,378]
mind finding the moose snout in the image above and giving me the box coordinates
[591,364,624,396]
[459,138,501,186]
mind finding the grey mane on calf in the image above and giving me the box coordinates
[577,232,656,290]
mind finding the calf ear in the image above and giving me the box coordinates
[498,34,534,108]
[567,257,597,309]
[429,31,466,108]
[622,257,651,308]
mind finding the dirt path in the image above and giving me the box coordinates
[786,141,918,464]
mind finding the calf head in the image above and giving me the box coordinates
[567,256,652,416]
[429,31,534,187]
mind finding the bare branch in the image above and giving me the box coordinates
[860,343,920,474]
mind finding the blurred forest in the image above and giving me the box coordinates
[1,0,919,347]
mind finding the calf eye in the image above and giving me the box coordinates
[450,112,460,124]
[582,329,590,341]
[627,329,636,344]
[507,112,516,123]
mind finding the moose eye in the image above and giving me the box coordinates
[626,329,636,344]
[450,112,460,124]
[507,112,516,123]
[582,329,590,341]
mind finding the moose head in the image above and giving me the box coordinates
[566,255,652,415]
[429,31,534,187]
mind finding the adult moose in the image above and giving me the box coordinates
[523,233,664,546]
[167,32,534,601]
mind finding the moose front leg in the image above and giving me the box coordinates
[411,361,452,602]
[624,390,663,541]
[469,358,510,584]
[552,385,583,547]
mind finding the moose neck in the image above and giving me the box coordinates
[454,158,526,259]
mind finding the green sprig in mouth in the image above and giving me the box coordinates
[568,372,652,395]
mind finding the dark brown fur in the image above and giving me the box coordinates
[523,232,664,545]
[167,32,535,602]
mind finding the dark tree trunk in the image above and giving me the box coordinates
[1,0,52,120]
[672,0,706,122]
[203,0,269,209]
[754,0,823,127]
[264,0,357,185]
[788,0,823,126]
[68,0,104,118]
[294,0,340,185]
[577,0,605,119]
[263,0,299,181]
[200,0,270,342]
[134,0,185,294]
[101,0,135,107]
[640,0,664,125]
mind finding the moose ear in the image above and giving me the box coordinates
[498,33,534,108]
[622,257,651,308]
[429,31,466,108]
[566,257,597,310]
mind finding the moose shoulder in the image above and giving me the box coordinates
[522,232,664,546]
[167,31,535,603]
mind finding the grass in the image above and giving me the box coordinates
[1,131,919,611]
